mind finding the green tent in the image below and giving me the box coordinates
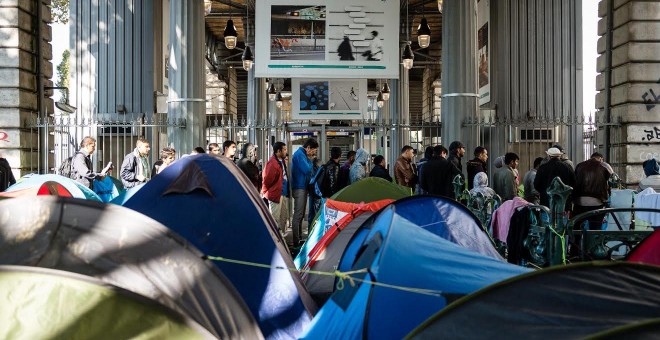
[0,266,213,339]
[332,177,411,203]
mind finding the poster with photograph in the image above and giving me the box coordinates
[256,0,399,79]
[477,0,491,105]
[270,6,326,61]
[292,78,368,120]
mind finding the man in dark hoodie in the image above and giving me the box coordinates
[369,155,392,182]
[466,146,488,190]
[447,141,466,183]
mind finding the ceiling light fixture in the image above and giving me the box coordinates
[402,0,414,69]
[417,18,431,48]
[268,83,277,101]
[381,82,390,101]
[224,19,238,49]
[275,92,283,108]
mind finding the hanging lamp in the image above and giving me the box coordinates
[417,17,431,48]
[401,1,414,69]
[381,82,391,101]
[268,83,277,101]
[275,92,283,108]
[224,19,238,49]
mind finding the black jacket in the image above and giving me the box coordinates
[237,158,262,190]
[420,156,461,198]
[0,158,16,191]
[534,158,576,209]
[369,164,392,182]
[466,158,487,190]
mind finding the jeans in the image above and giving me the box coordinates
[292,189,308,244]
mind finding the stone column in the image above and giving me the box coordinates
[596,0,660,185]
[441,0,478,147]
[167,0,205,154]
[0,0,53,175]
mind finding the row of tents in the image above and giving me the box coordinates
[1,153,659,339]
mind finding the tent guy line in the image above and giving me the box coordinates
[205,255,454,298]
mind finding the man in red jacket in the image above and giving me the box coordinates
[261,142,290,239]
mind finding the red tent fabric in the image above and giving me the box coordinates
[627,229,660,266]
[0,181,73,198]
[301,199,393,278]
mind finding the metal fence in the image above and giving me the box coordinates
[27,112,599,180]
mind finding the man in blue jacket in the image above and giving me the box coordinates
[290,138,318,246]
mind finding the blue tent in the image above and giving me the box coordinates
[339,195,503,275]
[109,183,143,205]
[301,203,530,339]
[123,154,316,339]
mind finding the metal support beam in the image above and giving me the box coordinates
[441,0,478,157]
[168,0,206,154]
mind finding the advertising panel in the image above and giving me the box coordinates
[291,78,368,120]
[478,0,491,105]
[255,0,400,79]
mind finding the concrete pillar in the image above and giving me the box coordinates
[441,0,478,147]
[595,0,660,185]
[0,0,53,175]
[167,0,205,154]
[247,73,266,146]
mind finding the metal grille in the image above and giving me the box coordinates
[28,112,600,179]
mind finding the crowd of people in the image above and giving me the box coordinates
[65,135,659,248]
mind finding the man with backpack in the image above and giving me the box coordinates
[309,147,343,221]
[71,136,108,189]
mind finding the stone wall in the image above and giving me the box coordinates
[596,0,660,185]
[0,0,53,176]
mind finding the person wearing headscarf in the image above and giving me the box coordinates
[469,172,496,198]
[349,148,369,184]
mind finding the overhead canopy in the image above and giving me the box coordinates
[5,174,101,201]
[409,262,660,339]
[123,154,316,339]
[0,266,214,339]
[301,206,530,339]
[0,196,263,340]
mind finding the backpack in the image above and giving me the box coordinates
[308,164,327,198]
[58,152,81,179]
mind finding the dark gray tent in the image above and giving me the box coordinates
[409,262,660,339]
[0,265,215,339]
[303,211,374,305]
[586,318,660,339]
[0,196,263,339]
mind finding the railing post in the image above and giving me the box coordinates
[546,177,573,266]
